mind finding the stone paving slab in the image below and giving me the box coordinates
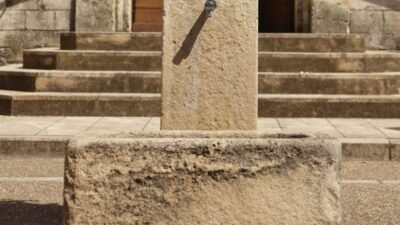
[0,158,64,177]
[342,183,400,225]
[0,116,399,161]
[0,116,398,139]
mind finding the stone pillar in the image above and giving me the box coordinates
[75,0,132,32]
[161,0,258,130]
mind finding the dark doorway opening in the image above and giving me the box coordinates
[259,0,295,33]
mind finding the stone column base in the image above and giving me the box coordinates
[63,132,342,224]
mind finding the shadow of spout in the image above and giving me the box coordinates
[173,11,208,65]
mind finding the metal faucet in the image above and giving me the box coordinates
[205,0,217,17]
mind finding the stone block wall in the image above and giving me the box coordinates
[312,0,400,50]
[0,0,72,64]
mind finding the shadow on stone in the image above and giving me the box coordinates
[388,127,400,131]
[172,11,208,65]
[364,0,400,11]
[0,201,62,225]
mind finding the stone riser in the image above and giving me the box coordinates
[1,94,400,117]
[2,69,400,95]
[60,33,163,51]
[7,94,161,117]
[0,70,161,93]
[23,50,400,72]
[258,33,365,52]
[23,49,161,71]
[259,52,400,73]
[61,33,366,53]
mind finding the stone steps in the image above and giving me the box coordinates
[59,32,365,53]
[60,32,162,51]
[23,49,400,73]
[1,91,400,117]
[3,65,400,95]
[23,48,161,71]
[259,94,400,118]
[259,72,400,95]
[0,91,160,116]
[258,33,365,52]
[259,51,400,73]
[0,65,161,93]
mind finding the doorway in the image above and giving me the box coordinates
[259,0,295,33]
[131,0,310,33]
[132,0,163,32]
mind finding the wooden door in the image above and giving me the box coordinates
[259,0,295,33]
[132,0,163,32]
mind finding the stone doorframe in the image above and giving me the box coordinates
[294,0,312,32]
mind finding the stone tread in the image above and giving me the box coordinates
[259,51,400,72]
[61,32,365,52]
[3,65,400,94]
[23,48,162,71]
[0,91,400,117]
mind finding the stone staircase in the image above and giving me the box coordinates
[0,32,400,117]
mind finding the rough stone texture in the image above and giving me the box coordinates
[0,0,71,63]
[75,0,131,32]
[0,31,60,63]
[162,0,258,130]
[23,49,162,71]
[343,183,400,225]
[64,134,341,225]
[60,32,162,51]
[312,0,350,34]
[312,0,400,50]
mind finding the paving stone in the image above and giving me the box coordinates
[0,117,63,136]
[143,117,160,131]
[367,119,400,138]
[329,119,386,138]
[0,158,64,177]
[38,117,101,136]
[278,118,342,138]
[342,161,400,180]
[82,117,151,135]
[343,183,400,225]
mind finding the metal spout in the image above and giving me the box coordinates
[205,0,217,17]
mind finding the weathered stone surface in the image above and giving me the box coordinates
[312,0,350,33]
[75,0,115,32]
[343,183,400,225]
[75,0,131,32]
[64,134,341,225]
[0,31,60,63]
[162,0,258,130]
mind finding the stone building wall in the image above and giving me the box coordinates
[0,0,72,64]
[312,0,400,50]
[0,0,399,65]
